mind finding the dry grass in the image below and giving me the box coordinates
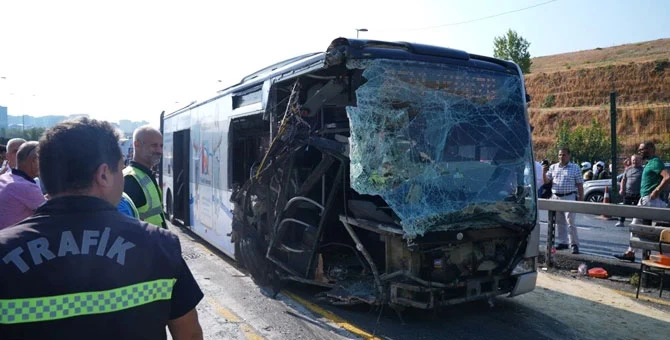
[525,61,670,109]
[525,38,670,158]
[530,38,670,74]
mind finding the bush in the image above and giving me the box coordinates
[654,58,669,73]
[552,118,617,165]
[630,273,640,286]
[541,94,556,108]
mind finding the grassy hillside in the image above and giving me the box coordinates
[525,38,670,161]
[531,38,670,73]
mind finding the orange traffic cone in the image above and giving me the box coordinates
[600,186,611,219]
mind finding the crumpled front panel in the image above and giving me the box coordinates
[346,59,535,238]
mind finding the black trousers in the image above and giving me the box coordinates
[619,194,641,223]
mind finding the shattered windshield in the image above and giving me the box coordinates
[346,59,536,238]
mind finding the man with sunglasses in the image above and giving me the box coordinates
[614,141,670,262]
[542,147,584,254]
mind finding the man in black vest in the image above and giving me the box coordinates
[0,117,203,339]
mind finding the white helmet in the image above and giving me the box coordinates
[581,162,592,171]
[595,161,605,168]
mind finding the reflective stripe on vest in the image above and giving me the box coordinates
[123,166,165,227]
[0,278,176,324]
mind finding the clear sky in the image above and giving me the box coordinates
[0,0,668,127]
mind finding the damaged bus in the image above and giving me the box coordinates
[161,37,539,311]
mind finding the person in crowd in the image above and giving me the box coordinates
[581,161,593,181]
[124,126,167,228]
[543,147,584,254]
[118,191,139,218]
[614,141,670,262]
[615,154,643,227]
[592,161,601,178]
[0,144,6,169]
[0,141,46,229]
[622,158,631,171]
[595,161,611,180]
[0,117,203,339]
[0,138,26,175]
[537,159,553,198]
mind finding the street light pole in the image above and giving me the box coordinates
[356,28,368,38]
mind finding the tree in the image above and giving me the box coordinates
[493,29,532,74]
[549,119,618,165]
[1,127,46,141]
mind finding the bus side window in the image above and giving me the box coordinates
[228,114,270,189]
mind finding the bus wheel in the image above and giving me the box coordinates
[232,181,274,285]
[237,230,269,285]
[233,231,245,269]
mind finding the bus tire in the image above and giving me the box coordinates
[233,235,245,269]
[238,232,268,285]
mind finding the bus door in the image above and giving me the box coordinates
[173,129,191,225]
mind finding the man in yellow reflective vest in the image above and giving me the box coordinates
[123,126,167,229]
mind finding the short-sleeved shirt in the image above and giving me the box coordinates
[545,162,583,194]
[0,196,203,339]
[117,194,138,218]
[0,169,46,230]
[622,165,643,196]
[640,156,665,197]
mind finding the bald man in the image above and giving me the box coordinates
[123,125,167,228]
[0,141,46,229]
[0,138,26,175]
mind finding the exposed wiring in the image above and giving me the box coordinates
[255,80,303,179]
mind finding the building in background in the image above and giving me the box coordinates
[119,119,149,136]
[119,138,134,165]
[1,113,147,143]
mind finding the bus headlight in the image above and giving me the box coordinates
[511,257,536,275]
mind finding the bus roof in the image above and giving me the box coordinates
[164,38,520,119]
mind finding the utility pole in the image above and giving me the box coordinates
[356,28,368,38]
[610,92,618,203]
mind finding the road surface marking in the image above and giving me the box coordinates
[283,291,380,340]
[240,324,265,340]
[206,297,266,339]
[206,296,241,323]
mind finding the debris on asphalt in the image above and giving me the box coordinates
[578,263,588,276]
[608,275,629,283]
[588,267,609,279]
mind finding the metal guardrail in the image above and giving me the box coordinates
[537,199,670,267]
[537,199,670,220]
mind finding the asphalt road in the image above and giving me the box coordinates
[169,219,670,340]
[538,209,632,259]
[169,224,352,340]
